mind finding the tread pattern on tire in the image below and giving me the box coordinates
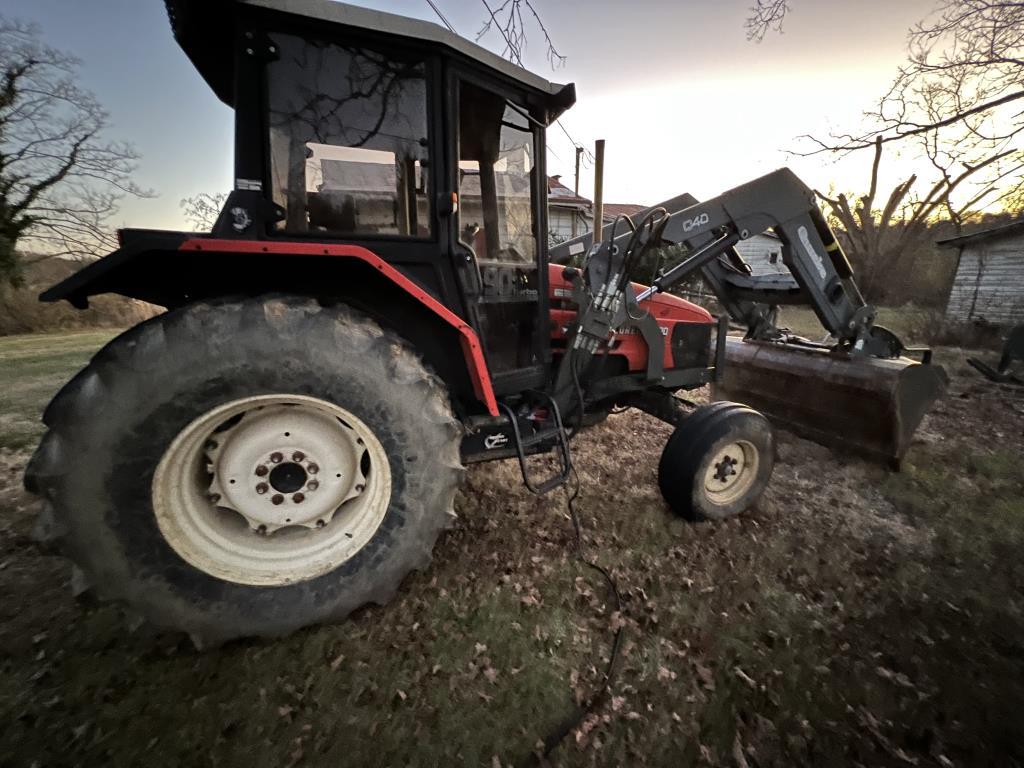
[25,295,464,646]
[657,402,773,521]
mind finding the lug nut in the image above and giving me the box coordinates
[307,463,319,475]
[256,482,268,494]
[292,451,305,462]
[256,524,267,535]
[207,493,221,503]
[307,480,319,491]
[270,452,283,464]
[205,440,219,451]
[315,519,325,528]
[355,484,365,492]
[255,465,269,477]
[293,493,305,504]
[271,494,284,505]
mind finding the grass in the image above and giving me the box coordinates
[0,330,116,451]
[1,330,1023,766]
[777,304,937,345]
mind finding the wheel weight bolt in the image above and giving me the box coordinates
[293,493,305,504]
[292,451,305,462]
[271,494,284,505]
[270,452,283,464]
[255,465,269,477]
[256,482,268,494]
[307,463,319,475]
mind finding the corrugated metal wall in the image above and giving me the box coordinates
[945,234,1024,324]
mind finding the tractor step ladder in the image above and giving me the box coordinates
[498,395,572,495]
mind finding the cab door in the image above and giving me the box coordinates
[450,73,550,395]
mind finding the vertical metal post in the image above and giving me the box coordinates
[572,146,583,238]
[592,139,605,244]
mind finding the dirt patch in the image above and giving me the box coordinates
[0,347,1023,766]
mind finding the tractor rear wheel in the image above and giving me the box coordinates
[657,402,774,521]
[25,296,462,645]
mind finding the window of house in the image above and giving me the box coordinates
[267,34,431,237]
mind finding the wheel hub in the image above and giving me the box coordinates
[269,462,307,493]
[713,455,738,483]
[206,404,366,532]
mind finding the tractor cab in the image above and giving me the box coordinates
[168,0,575,396]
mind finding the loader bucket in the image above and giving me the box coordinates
[715,337,948,467]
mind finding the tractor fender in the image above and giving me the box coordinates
[39,235,498,416]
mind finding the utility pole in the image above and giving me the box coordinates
[571,145,583,238]
[592,139,605,246]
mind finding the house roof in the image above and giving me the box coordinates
[936,218,1024,249]
[547,176,590,207]
[602,203,647,221]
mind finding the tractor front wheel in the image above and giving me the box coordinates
[657,402,774,521]
[25,296,463,645]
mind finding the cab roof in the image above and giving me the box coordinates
[165,0,576,123]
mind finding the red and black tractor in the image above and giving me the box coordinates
[24,0,942,645]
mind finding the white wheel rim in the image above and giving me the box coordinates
[152,394,391,586]
[703,439,759,506]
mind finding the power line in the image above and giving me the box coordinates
[423,0,456,33]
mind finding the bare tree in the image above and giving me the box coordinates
[476,0,566,68]
[180,192,228,232]
[0,17,149,287]
[745,0,790,41]
[815,136,1014,302]
[790,1,1024,305]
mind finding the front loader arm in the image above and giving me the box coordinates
[550,167,885,354]
[548,167,946,466]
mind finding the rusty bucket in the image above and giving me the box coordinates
[715,337,948,467]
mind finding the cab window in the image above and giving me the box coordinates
[267,34,431,237]
[457,81,537,265]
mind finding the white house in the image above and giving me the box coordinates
[734,231,790,277]
[547,176,592,240]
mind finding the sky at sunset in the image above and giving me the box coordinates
[5,0,939,229]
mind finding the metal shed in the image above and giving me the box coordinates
[938,219,1024,325]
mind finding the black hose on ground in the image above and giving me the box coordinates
[528,468,624,764]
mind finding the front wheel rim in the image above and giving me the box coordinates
[152,394,392,586]
[703,439,759,506]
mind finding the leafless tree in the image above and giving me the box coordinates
[476,0,566,69]
[745,0,790,41]
[790,1,1024,303]
[0,17,150,287]
[815,136,1015,302]
[180,192,228,232]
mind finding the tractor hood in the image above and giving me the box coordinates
[164,0,576,123]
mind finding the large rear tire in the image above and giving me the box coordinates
[24,296,462,645]
[657,402,774,521]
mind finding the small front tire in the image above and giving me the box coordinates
[657,403,774,521]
